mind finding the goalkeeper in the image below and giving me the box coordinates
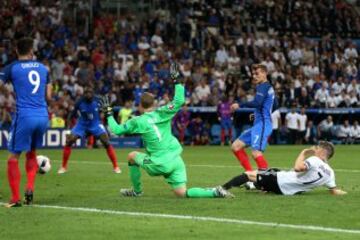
[100,62,233,198]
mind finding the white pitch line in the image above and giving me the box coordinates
[1,202,359,234]
[50,160,360,173]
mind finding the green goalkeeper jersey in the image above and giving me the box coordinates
[107,84,185,162]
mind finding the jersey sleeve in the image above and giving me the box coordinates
[240,84,269,108]
[107,115,139,135]
[155,84,185,119]
[0,64,12,84]
[325,172,337,189]
[304,156,319,170]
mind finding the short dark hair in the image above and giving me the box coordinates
[16,37,34,56]
[251,63,267,73]
[318,141,335,160]
[141,92,155,109]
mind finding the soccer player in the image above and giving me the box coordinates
[230,64,275,188]
[0,37,52,207]
[217,96,233,145]
[57,86,120,174]
[220,141,347,196]
[99,62,233,198]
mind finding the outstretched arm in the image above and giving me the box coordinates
[157,62,185,115]
[98,95,138,135]
[107,116,137,135]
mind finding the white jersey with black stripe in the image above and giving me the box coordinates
[277,156,336,195]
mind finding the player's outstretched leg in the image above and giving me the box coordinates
[6,153,22,207]
[222,171,256,190]
[120,152,143,197]
[231,139,253,171]
[99,134,121,173]
[173,186,234,198]
[58,134,78,174]
[24,149,38,205]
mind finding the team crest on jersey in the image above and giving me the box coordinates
[168,104,174,110]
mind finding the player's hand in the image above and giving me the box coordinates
[170,61,181,83]
[98,95,113,117]
[331,188,347,195]
[301,148,315,157]
[230,103,240,112]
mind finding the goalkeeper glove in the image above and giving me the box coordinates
[98,95,113,117]
[170,61,181,83]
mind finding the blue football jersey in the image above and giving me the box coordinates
[72,97,102,124]
[241,82,275,124]
[0,60,49,117]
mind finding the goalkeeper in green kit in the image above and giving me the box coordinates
[99,62,233,198]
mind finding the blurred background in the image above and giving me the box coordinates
[1,0,360,147]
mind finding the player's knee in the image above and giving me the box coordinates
[8,154,20,162]
[231,140,243,152]
[173,188,187,198]
[245,171,257,181]
[251,150,262,158]
[65,135,76,146]
[101,139,110,148]
[127,152,137,162]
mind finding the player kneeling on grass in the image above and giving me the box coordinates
[58,86,120,174]
[219,141,347,196]
[99,62,233,198]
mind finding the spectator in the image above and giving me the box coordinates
[318,116,334,141]
[50,110,66,128]
[327,91,338,108]
[215,45,229,65]
[337,120,352,144]
[285,107,300,144]
[344,43,358,60]
[331,77,346,96]
[118,100,133,124]
[305,120,317,144]
[288,44,303,67]
[351,120,360,143]
[193,79,211,106]
[314,83,330,108]
[270,108,281,144]
[297,107,308,144]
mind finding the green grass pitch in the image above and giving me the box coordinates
[0,145,359,240]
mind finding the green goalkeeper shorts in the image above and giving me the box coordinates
[134,152,187,189]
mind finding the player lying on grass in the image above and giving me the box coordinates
[220,141,347,195]
[99,62,233,198]
[58,86,120,174]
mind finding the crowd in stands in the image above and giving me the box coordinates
[1,0,360,145]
